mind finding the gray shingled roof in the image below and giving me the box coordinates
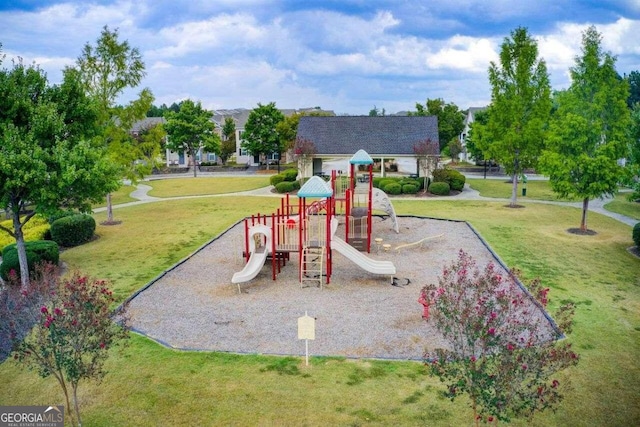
[296,116,439,156]
[131,117,166,132]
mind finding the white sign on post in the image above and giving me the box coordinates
[298,312,315,366]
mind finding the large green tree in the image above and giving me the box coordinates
[75,26,153,223]
[540,26,631,232]
[220,117,237,165]
[0,58,119,288]
[484,27,552,207]
[626,70,640,108]
[628,103,640,201]
[410,98,465,152]
[241,102,285,168]
[164,99,219,177]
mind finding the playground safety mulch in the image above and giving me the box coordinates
[126,216,558,361]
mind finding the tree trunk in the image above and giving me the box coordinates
[72,383,82,427]
[191,149,198,177]
[510,173,518,207]
[11,211,29,288]
[106,193,114,223]
[580,197,589,232]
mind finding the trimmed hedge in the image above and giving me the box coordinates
[50,214,96,247]
[270,174,286,186]
[0,240,59,280]
[432,168,466,191]
[429,181,450,196]
[275,181,296,193]
[402,184,419,194]
[0,215,51,252]
[633,223,640,248]
[384,183,402,195]
[282,169,298,181]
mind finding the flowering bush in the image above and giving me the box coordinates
[423,250,579,425]
[12,272,129,427]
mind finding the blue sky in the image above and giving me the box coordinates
[1,1,639,114]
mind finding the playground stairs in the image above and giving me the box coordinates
[301,246,324,289]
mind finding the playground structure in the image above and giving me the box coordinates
[231,150,397,288]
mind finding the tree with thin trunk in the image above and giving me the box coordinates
[413,139,440,191]
[164,99,219,177]
[484,27,552,207]
[0,56,119,289]
[75,26,152,223]
[12,272,129,427]
[539,26,631,232]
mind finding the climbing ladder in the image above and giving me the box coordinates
[300,246,325,289]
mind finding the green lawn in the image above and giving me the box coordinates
[467,178,580,201]
[604,192,640,221]
[1,196,638,426]
[92,184,137,208]
[146,176,271,197]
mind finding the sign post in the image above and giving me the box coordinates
[297,311,315,366]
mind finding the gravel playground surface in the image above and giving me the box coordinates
[127,216,556,361]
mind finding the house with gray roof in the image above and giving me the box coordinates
[295,116,439,177]
[459,107,487,162]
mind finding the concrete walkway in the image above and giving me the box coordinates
[94,176,638,227]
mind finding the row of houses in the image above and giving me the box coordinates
[133,107,486,172]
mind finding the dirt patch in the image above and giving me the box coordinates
[567,228,597,236]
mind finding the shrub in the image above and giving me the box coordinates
[0,240,59,280]
[432,168,466,191]
[383,183,402,195]
[402,184,419,194]
[429,181,450,196]
[275,181,296,193]
[379,179,397,190]
[270,174,285,186]
[47,210,76,225]
[448,170,466,191]
[282,169,298,181]
[372,177,384,188]
[633,223,640,248]
[50,214,96,247]
[0,215,51,252]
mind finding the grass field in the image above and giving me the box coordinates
[603,192,640,221]
[92,184,137,208]
[1,194,638,426]
[466,178,580,201]
[145,176,270,197]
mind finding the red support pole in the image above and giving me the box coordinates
[367,163,373,253]
[244,218,249,263]
[271,213,276,280]
[345,188,351,244]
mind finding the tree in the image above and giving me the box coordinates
[413,139,440,190]
[164,99,219,177]
[12,271,129,427]
[448,138,463,163]
[242,102,285,169]
[539,26,631,232]
[75,25,153,223]
[292,137,317,179]
[132,122,166,172]
[410,98,465,152]
[0,59,119,288]
[368,106,385,116]
[627,103,640,201]
[626,70,640,108]
[219,117,237,165]
[465,109,491,165]
[485,27,552,207]
[423,250,578,425]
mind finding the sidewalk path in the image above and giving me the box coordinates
[94,178,638,227]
